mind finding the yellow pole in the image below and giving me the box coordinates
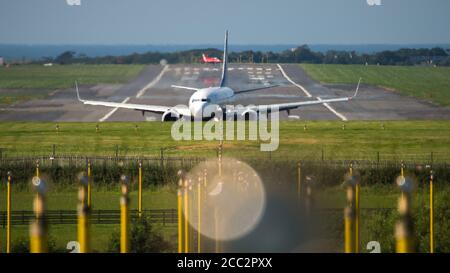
[77,175,90,253]
[344,207,354,253]
[184,179,189,253]
[177,189,183,253]
[351,164,360,253]
[429,170,434,253]
[395,176,415,253]
[197,180,201,253]
[344,185,355,253]
[30,177,48,253]
[87,160,92,209]
[138,161,143,217]
[120,176,130,253]
[6,173,12,253]
[36,161,39,177]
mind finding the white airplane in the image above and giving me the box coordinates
[75,31,361,121]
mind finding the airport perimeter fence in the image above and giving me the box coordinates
[0,153,449,190]
[0,209,177,227]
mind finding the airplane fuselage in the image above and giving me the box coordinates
[188,87,234,119]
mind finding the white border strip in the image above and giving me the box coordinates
[277,64,312,97]
[317,97,348,121]
[99,97,130,122]
[136,65,170,98]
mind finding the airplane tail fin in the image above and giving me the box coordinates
[219,30,228,87]
[202,54,207,62]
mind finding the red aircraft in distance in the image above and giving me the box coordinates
[201,54,222,64]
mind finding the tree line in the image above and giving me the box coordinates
[40,45,450,66]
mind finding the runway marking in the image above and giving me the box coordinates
[228,68,235,71]
[203,68,210,71]
[277,64,348,121]
[238,67,244,70]
[247,67,253,70]
[317,97,348,121]
[136,65,170,98]
[99,97,130,122]
[277,64,312,97]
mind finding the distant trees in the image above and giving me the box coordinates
[38,46,450,66]
[54,51,76,64]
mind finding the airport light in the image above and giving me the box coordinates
[177,170,185,253]
[297,162,302,202]
[429,170,434,253]
[120,174,130,253]
[184,177,190,253]
[138,161,143,217]
[36,160,39,177]
[395,175,415,253]
[350,164,361,253]
[6,171,12,253]
[304,175,315,217]
[343,169,360,253]
[87,160,92,209]
[77,173,90,253]
[197,175,202,253]
[30,176,48,253]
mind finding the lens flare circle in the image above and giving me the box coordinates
[184,157,265,241]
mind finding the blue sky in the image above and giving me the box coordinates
[0,0,449,44]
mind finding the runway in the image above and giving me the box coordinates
[0,63,449,121]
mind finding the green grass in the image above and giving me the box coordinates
[0,121,448,161]
[300,64,450,106]
[0,64,146,89]
[0,64,146,104]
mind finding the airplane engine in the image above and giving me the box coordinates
[240,109,258,121]
[161,109,181,121]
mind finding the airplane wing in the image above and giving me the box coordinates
[230,78,361,114]
[75,82,191,117]
[171,85,200,91]
[249,96,351,112]
[234,84,279,94]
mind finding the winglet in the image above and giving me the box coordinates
[75,81,84,102]
[351,77,362,99]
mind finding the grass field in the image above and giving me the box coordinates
[300,64,450,106]
[0,121,448,161]
[0,64,145,104]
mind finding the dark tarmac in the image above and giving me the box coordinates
[0,63,449,122]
